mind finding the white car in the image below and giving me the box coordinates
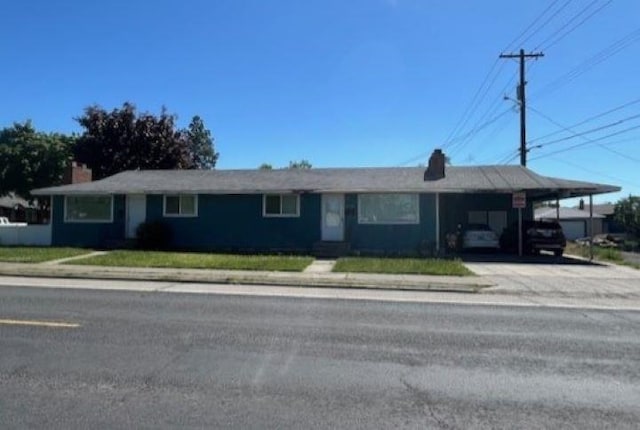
[0,217,27,226]
[462,224,500,250]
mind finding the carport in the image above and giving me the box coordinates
[431,167,620,259]
[510,178,620,259]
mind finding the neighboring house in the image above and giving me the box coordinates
[535,206,604,240]
[581,203,625,234]
[31,150,620,255]
[0,193,36,223]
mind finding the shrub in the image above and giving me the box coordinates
[135,221,172,250]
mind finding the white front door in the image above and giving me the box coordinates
[321,194,344,241]
[126,194,146,239]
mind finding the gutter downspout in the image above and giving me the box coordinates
[589,194,594,261]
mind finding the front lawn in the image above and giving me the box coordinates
[566,243,639,269]
[69,250,314,272]
[333,257,474,276]
[566,243,624,262]
[0,247,91,263]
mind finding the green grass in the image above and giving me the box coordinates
[0,247,91,263]
[333,257,473,276]
[566,243,624,262]
[69,250,314,272]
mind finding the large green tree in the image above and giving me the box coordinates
[288,159,312,169]
[614,195,640,238]
[73,103,217,180]
[0,121,74,200]
[185,115,218,169]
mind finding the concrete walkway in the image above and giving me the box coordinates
[0,261,490,293]
[467,255,640,299]
[303,259,336,273]
[42,251,109,265]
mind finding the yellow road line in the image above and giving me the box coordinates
[0,319,80,328]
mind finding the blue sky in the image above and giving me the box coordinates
[1,0,638,203]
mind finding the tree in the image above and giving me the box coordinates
[258,163,273,170]
[184,115,218,169]
[0,121,74,200]
[288,159,312,169]
[73,103,217,180]
[614,195,640,238]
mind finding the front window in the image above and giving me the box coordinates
[263,194,299,217]
[358,193,419,224]
[164,195,197,217]
[65,196,113,222]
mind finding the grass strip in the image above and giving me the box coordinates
[0,247,91,263]
[333,257,473,276]
[68,250,313,272]
[566,243,624,262]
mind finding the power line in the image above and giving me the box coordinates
[498,149,521,165]
[504,0,562,51]
[535,0,612,50]
[440,0,565,152]
[529,95,640,143]
[399,108,513,166]
[519,0,574,48]
[532,27,640,99]
[442,60,504,148]
[598,145,640,163]
[472,112,518,161]
[531,112,640,148]
[530,123,640,160]
[526,104,640,163]
[546,156,639,187]
[447,71,519,158]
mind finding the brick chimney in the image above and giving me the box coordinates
[63,161,92,184]
[424,149,446,181]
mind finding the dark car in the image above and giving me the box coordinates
[500,220,566,256]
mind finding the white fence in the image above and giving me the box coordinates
[0,224,52,246]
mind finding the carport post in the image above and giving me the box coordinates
[556,196,560,221]
[589,194,594,261]
[518,208,523,257]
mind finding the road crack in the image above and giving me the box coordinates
[401,377,455,430]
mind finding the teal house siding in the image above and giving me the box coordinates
[146,194,321,251]
[438,193,534,244]
[51,195,126,248]
[344,194,437,255]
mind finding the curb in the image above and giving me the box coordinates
[0,265,491,294]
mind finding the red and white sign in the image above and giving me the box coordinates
[512,191,526,209]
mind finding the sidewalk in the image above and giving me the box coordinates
[0,261,493,293]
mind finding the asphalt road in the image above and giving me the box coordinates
[1,285,639,429]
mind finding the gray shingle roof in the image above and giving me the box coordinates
[582,204,616,216]
[31,165,620,198]
[535,207,605,220]
[0,193,33,208]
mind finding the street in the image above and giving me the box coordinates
[1,284,639,429]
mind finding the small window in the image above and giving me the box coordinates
[65,196,113,223]
[263,194,300,217]
[358,193,419,224]
[163,195,197,217]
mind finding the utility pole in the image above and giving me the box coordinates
[499,49,544,167]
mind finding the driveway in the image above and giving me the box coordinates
[463,254,640,300]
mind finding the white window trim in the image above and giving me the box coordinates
[64,195,114,223]
[262,194,300,218]
[163,194,198,218]
[357,193,420,225]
